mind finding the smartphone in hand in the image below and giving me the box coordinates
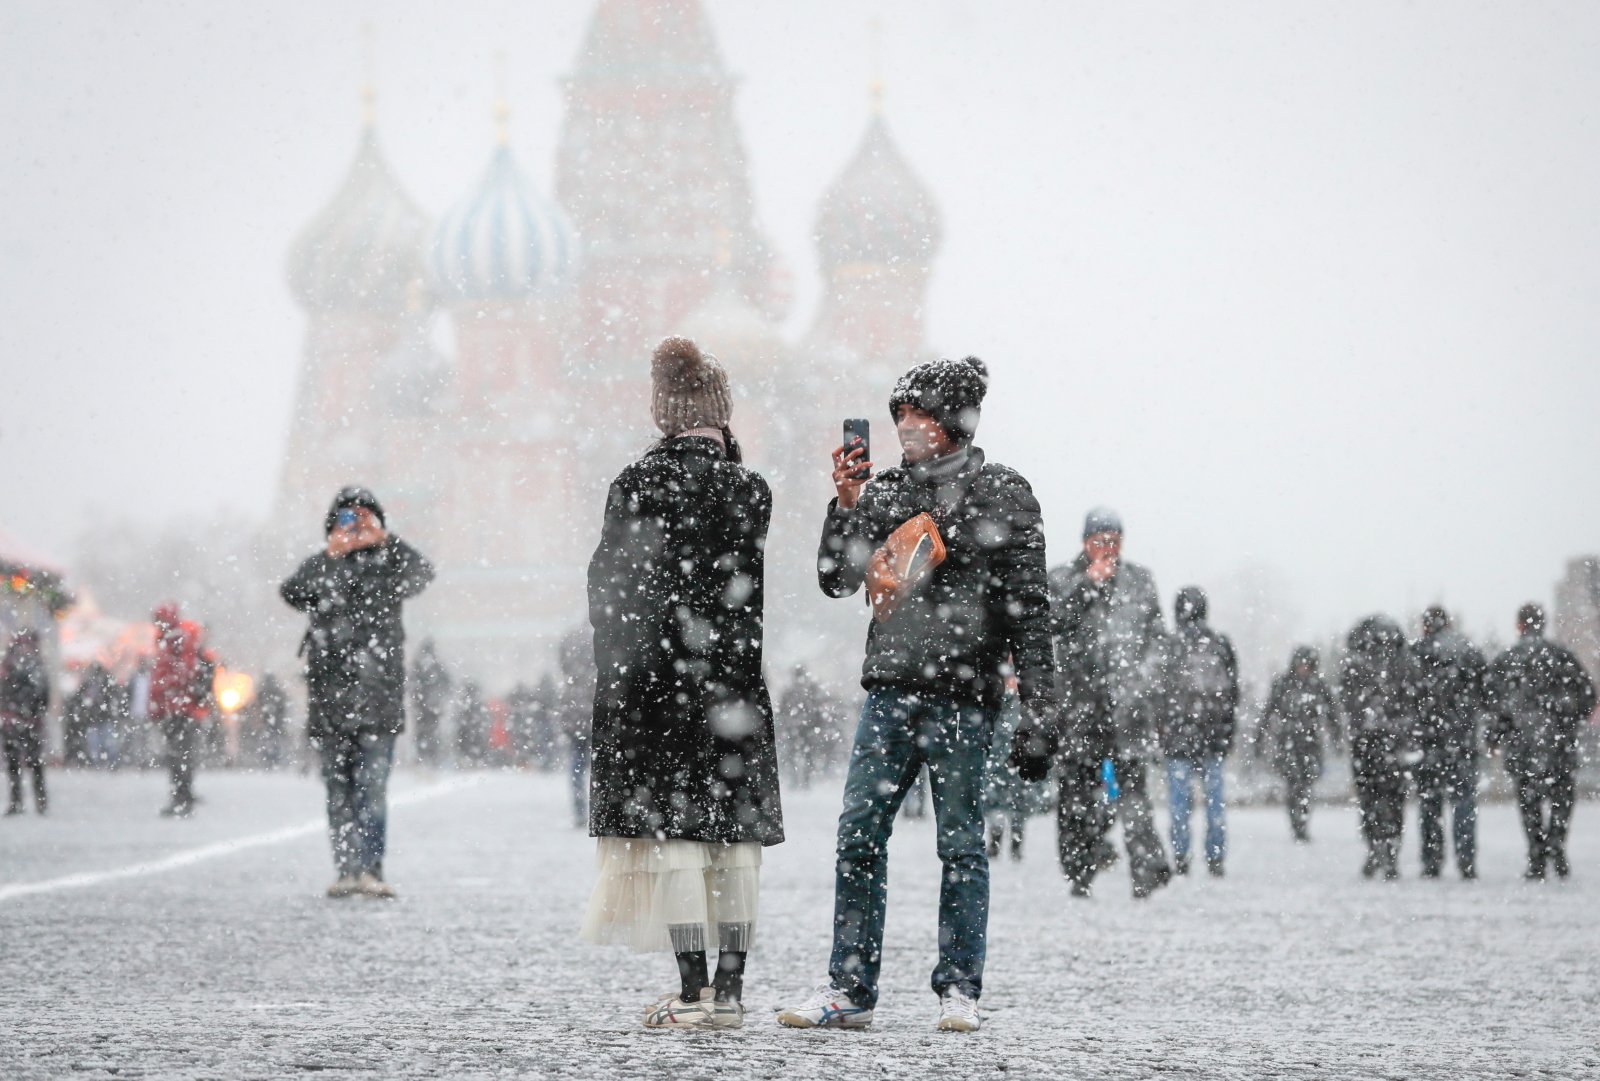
[843,418,871,480]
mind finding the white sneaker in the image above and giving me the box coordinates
[643,989,715,1029]
[355,872,396,899]
[776,983,874,1029]
[325,875,359,899]
[936,987,981,1032]
[706,997,745,1029]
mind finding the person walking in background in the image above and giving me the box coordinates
[453,681,489,766]
[580,337,783,1031]
[1410,606,1488,879]
[1264,646,1339,842]
[408,640,450,767]
[557,628,595,827]
[1339,615,1416,880]
[781,356,1052,1034]
[1,630,50,815]
[281,486,435,900]
[69,662,120,769]
[1486,603,1597,880]
[777,664,827,790]
[149,603,212,818]
[983,676,1043,861]
[1039,508,1171,899]
[251,674,290,770]
[1158,586,1239,877]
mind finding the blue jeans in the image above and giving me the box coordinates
[829,691,990,1006]
[1166,755,1226,864]
[319,731,396,877]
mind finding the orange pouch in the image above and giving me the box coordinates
[866,512,947,623]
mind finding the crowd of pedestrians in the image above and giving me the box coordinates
[3,335,1596,1040]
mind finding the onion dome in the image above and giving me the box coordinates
[288,127,430,314]
[815,113,942,274]
[429,144,578,303]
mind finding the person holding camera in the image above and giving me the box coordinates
[281,486,434,900]
[777,356,1053,1034]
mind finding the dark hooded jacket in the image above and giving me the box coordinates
[1048,553,1164,757]
[817,445,1054,714]
[280,501,434,739]
[0,632,50,730]
[1158,587,1239,759]
[587,436,783,846]
[1338,616,1416,744]
[1485,628,1597,774]
[1266,647,1338,778]
[1410,625,1488,763]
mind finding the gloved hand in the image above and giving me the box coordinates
[1009,700,1057,783]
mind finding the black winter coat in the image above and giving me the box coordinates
[1338,616,1416,744]
[1266,667,1338,779]
[1048,554,1164,757]
[587,436,784,846]
[1486,629,1597,774]
[1410,627,1487,763]
[817,446,1054,714]
[280,537,434,739]
[1159,616,1239,759]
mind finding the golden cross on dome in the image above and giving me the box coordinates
[493,50,511,145]
[868,17,885,114]
[360,21,377,126]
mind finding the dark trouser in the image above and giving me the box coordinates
[3,725,47,810]
[569,742,588,827]
[318,730,397,877]
[1165,754,1226,865]
[161,716,199,810]
[1283,768,1316,839]
[1057,753,1168,892]
[1513,758,1576,869]
[829,691,989,1007]
[1352,731,1406,857]
[1416,754,1477,875]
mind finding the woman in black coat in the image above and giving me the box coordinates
[580,336,783,1031]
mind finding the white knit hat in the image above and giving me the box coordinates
[651,336,732,435]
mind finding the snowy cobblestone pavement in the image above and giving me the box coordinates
[2,771,1597,1080]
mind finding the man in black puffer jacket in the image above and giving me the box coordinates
[780,357,1052,1035]
[282,487,434,900]
[1486,603,1597,880]
[1041,509,1171,899]
[1410,606,1487,879]
[1158,586,1239,877]
[1340,615,1417,880]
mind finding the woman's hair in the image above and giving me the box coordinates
[646,428,743,464]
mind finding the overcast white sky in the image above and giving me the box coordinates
[2,0,1596,648]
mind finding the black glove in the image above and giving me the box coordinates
[1009,701,1057,783]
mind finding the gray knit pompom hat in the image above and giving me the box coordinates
[651,335,732,435]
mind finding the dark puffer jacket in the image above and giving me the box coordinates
[817,446,1054,714]
[280,537,434,739]
[588,436,784,846]
[1158,587,1239,760]
[1048,553,1165,757]
[1410,626,1488,763]
[1486,628,1597,774]
[1266,648,1339,780]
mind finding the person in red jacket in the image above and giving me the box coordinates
[150,602,212,817]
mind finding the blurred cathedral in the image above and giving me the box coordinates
[277,0,942,685]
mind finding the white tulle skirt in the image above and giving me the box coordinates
[579,837,762,954]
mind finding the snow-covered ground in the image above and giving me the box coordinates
[1,769,1596,1079]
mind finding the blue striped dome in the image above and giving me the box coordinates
[430,145,578,302]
